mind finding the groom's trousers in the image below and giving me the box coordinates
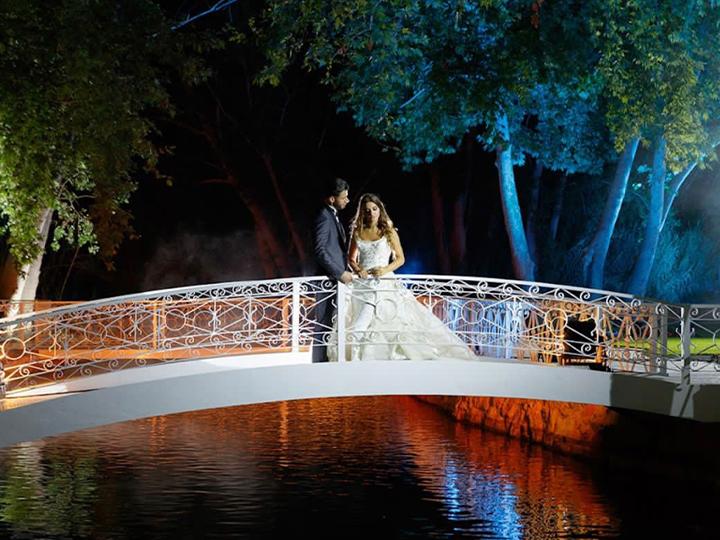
[311,287,337,363]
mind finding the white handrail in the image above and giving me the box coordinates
[0,274,714,395]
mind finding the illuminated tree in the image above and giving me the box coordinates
[254,0,608,281]
[0,1,205,301]
[255,0,720,293]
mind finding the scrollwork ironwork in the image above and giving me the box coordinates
[0,275,715,393]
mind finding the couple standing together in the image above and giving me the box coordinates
[311,178,475,363]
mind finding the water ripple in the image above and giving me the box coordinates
[0,396,716,539]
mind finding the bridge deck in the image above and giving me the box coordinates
[0,353,719,449]
[2,275,719,447]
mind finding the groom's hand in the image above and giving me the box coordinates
[339,271,353,284]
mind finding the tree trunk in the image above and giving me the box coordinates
[658,138,720,233]
[660,162,696,233]
[260,152,308,270]
[0,255,17,300]
[495,113,535,281]
[583,137,640,289]
[229,181,292,278]
[549,174,567,242]
[449,137,474,273]
[195,117,292,278]
[252,229,277,278]
[450,196,466,272]
[7,208,53,317]
[525,161,543,263]
[626,136,666,296]
[430,166,450,274]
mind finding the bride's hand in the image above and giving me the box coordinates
[369,266,388,277]
[357,269,369,279]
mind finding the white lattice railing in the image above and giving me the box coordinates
[0,275,716,395]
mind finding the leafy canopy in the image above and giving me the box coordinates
[255,0,607,172]
[0,1,208,268]
[256,0,720,176]
[591,0,720,170]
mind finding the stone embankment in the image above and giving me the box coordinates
[418,396,720,487]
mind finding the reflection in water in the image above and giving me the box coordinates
[0,397,716,539]
[0,443,98,537]
[394,399,617,538]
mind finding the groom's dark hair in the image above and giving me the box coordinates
[323,177,349,197]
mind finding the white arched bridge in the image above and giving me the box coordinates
[1,275,719,447]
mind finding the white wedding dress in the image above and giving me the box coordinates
[328,236,476,361]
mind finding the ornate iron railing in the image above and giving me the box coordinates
[0,300,78,320]
[0,275,712,395]
[684,304,720,381]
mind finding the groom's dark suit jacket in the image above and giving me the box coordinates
[313,205,348,280]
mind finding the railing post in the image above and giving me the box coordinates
[504,300,511,359]
[504,299,521,360]
[337,282,348,362]
[0,361,5,398]
[158,302,166,358]
[212,295,219,336]
[595,305,603,366]
[680,305,692,384]
[291,281,300,355]
[152,301,158,351]
[649,308,658,374]
[63,321,70,368]
[659,307,668,376]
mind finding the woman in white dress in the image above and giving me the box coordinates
[329,193,476,361]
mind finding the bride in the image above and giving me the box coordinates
[329,193,476,361]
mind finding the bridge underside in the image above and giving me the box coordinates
[0,358,718,448]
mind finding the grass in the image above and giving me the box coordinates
[596,337,720,356]
[611,337,720,356]
[665,337,720,356]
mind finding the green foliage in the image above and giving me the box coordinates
[256,0,720,176]
[647,218,718,302]
[591,0,720,170]
[254,0,720,293]
[255,0,607,172]
[0,1,205,269]
[518,83,610,174]
[534,168,719,302]
[0,449,98,537]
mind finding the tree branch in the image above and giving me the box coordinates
[198,177,236,187]
[660,137,720,232]
[172,0,240,31]
[660,162,696,232]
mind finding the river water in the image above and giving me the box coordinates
[0,396,716,539]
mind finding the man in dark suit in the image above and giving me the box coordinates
[312,178,353,362]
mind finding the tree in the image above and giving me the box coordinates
[581,1,720,295]
[255,0,607,281]
[165,20,315,278]
[255,0,720,295]
[0,1,204,302]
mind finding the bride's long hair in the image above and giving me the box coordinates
[350,193,394,240]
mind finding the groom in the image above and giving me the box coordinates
[312,177,353,362]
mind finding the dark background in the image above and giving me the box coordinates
[35,2,720,303]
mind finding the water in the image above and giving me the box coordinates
[0,397,717,539]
